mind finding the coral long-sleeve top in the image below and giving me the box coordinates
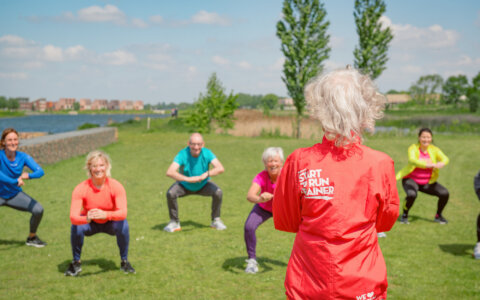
[273,137,399,300]
[70,177,127,225]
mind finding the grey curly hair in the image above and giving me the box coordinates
[305,66,385,147]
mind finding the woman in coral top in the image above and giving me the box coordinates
[273,67,399,300]
[396,128,449,224]
[65,150,135,276]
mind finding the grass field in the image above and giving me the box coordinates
[1,119,480,299]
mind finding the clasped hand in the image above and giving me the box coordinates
[87,208,107,221]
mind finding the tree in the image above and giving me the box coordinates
[186,73,238,134]
[261,94,279,116]
[73,102,80,111]
[353,0,393,80]
[409,74,443,104]
[0,96,6,109]
[467,71,480,112]
[236,93,263,108]
[7,98,19,110]
[442,75,469,107]
[277,0,330,138]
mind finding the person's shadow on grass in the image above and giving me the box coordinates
[152,220,210,232]
[399,214,436,224]
[222,256,287,274]
[0,239,25,251]
[438,244,473,257]
[58,258,118,276]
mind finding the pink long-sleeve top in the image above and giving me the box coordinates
[70,177,127,225]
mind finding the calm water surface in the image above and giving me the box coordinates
[0,114,167,134]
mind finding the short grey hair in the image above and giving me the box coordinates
[305,67,385,147]
[85,150,112,177]
[262,147,284,164]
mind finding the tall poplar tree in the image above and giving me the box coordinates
[276,0,330,138]
[353,0,393,80]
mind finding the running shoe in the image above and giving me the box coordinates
[399,214,410,224]
[163,220,181,232]
[474,242,480,260]
[26,235,47,248]
[64,261,82,277]
[434,214,448,224]
[211,217,227,230]
[120,260,136,274]
[245,258,258,274]
[377,232,387,238]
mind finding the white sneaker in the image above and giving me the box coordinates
[377,232,387,238]
[163,220,181,232]
[474,242,480,259]
[211,217,227,230]
[245,258,258,274]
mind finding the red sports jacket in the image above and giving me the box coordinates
[273,137,399,300]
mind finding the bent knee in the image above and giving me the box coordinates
[214,188,223,198]
[406,190,417,199]
[31,203,44,216]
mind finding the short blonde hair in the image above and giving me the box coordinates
[262,147,284,164]
[85,150,112,177]
[305,67,385,147]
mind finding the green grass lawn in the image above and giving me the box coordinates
[1,119,480,299]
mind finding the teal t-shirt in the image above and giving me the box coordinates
[174,147,216,191]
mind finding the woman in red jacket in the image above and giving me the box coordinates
[273,67,399,300]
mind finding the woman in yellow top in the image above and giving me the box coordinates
[396,128,449,224]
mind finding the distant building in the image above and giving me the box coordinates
[386,94,411,105]
[79,98,92,111]
[133,100,144,110]
[17,97,32,111]
[55,98,76,110]
[46,101,55,111]
[278,97,294,106]
[120,100,133,110]
[32,98,47,112]
[92,99,108,110]
[108,100,120,110]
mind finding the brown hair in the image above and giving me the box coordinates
[1,128,19,150]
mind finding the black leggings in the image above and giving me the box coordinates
[402,178,449,216]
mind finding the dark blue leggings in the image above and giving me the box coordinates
[70,219,130,261]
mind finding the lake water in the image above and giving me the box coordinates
[0,113,167,134]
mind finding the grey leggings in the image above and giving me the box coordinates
[166,181,222,222]
[0,191,44,234]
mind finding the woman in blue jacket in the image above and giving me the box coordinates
[0,128,46,247]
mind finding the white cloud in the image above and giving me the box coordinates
[384,16,459,49]
[0,72,28,79]
[271,57,284,71]
[212,55,230,66]
[0,35,32,46]
[43,45,64,61]
[237,61,252,70]
[77,5,127,25]
[102,50,136,65]
[191,10,231,26]
[65,45,87,59]
[149,15,164,24]
[188,66,197,74]
[401,65,422,74]
[132,18,148,28]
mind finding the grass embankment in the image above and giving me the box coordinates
[1,118,480,299]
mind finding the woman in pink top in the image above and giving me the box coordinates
[244,147,284,274]
[396,128,450,224]
[64,150,135,276]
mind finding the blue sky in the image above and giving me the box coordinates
[0,0,479,104]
